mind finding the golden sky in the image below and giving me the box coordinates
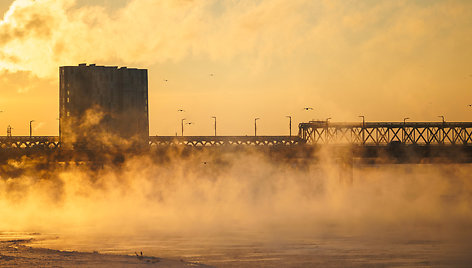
[0,0,471,136]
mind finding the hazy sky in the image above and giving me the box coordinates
[0,0,471,136]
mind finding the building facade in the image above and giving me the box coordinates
[59,64,149,149]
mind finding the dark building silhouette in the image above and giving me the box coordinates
[59,64,149,149]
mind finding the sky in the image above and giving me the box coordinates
[0,0,471,136]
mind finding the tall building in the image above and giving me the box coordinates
[59,64,149,149]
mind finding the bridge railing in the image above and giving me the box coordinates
[149,136,305,147]
[3,121,472,149]
[0,136,59,149]
[298,121,472,145]
[0,135,305,149]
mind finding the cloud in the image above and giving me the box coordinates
[0,0,470,81]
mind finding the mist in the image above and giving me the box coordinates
[1,149,472,248]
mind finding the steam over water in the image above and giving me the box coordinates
[1,150,472,266]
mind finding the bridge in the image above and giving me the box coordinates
[299,121,472,145]
[0,136,59,149]
[1,121,472,148]
[1,122,471,164]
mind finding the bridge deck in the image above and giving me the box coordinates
[149,136,305,146]
[1,121,472,149]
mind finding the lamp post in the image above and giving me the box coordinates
[254,118,260,136]
[29,120,35,137]
[286,116,292,137]
[0,111,3,137]
[358,115,365,144]
[438,115,445,124]
[325,118,332,142]
[403,117,410,143]
[7,125,12,137]
[212,116,217,136]
[438,115,445,144]
[181,118,186,136]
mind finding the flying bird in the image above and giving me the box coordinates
[177,109,185,112]
[468,104,472,107]
[163,79,168,82]
[303,107,314,110]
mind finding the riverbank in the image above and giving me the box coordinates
[0,236,210,267]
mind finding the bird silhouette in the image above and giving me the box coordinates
[468,104,472,107]
[303,107,314,110]
[177,109,185,112]
[164,79,168,82]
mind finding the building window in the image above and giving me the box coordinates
[67,98,70,103]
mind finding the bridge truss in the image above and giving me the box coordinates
[149,136,304,147]
[299,121,472,145]
[2,121,472,150]
[0,136,59,149]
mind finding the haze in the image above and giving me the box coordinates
[0,0,471,136]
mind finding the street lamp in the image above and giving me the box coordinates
[403,117,410,143]
[358,115,365,144]
[254,118,260,136]
[7,125,12,137]
[29,120,35,137]
[438,115,445,144]
[0,111,3,137]
[211,116,217,136]
[358,115,365,126]
[181,118,186,136]
[325,117,332,142]
[286,116,292,137]
[438,115,445,124]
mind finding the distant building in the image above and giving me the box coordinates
[59,64,149,149]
